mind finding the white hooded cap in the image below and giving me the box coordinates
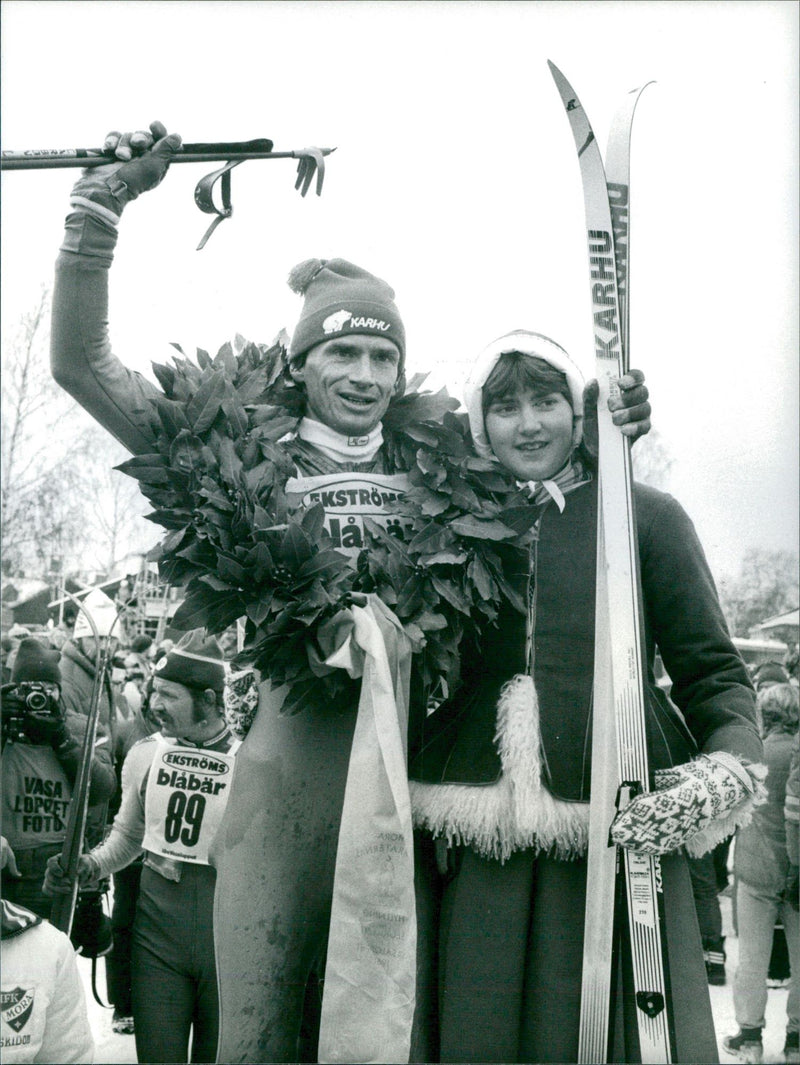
[463,330,585,459]
[72,588,118,639]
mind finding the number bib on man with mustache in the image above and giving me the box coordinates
[142,741,238,865]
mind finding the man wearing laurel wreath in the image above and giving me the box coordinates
[49,123,652,1064]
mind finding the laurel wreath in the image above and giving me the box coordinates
[116,335,538,713]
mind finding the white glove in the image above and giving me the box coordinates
[609,751,765,857]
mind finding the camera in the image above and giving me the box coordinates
[14,682,59,716]
[1,682,60,744]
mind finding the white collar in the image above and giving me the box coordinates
[297,417,384,463]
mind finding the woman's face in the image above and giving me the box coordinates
[484,386,577,482]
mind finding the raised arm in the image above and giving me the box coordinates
[51,122,181,455]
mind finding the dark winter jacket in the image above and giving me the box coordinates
[58,639,117,846]
[410,477,760,800]
[735,729,797,891]
[786,735,800,866]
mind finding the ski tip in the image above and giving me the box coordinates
[627,79,657,95]
[546,59,561,76]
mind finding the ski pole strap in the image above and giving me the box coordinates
[192,147,328,249]
[194,159,242,250]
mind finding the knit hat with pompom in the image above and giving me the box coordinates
[287,258,405,367]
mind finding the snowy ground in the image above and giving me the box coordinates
[79,891,792,1064]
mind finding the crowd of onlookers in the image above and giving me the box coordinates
[1,598,240,1063]
[681,653,799,1065]
[1,605,798,1064]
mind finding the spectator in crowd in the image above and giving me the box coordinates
[104,676,158,1036]
[130,633,154,660]
[4,626,32,680]
[723,682,800,1065]
[109,652,133,724]
[751,658,795,987]
[1,637,116,922]
[689,849,729,985]
[45,630,237,1065]
[752,661,790,694]
[785,645,799,684]
[785,732,800,908]
[1,637,15,686]
[122,654,147,717]
[1,841,93,1065]
[58,589,119,856]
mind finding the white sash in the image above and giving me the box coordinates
[317,598,416,1064]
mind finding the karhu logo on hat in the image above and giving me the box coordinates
[323,310,353,334]
[350,316,390,331]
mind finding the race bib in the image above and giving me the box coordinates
[285,472,411,557]
[142,742,238,864]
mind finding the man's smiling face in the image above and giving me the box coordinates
[294,335,401,436]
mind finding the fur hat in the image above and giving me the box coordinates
[11,638,61,686]
[287,258,405,366]
[153,629,226,693]
[463,330,585,459]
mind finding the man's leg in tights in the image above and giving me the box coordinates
[131,938,194,1064]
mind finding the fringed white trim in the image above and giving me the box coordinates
[410,674,589,863]
[684,760,769,858]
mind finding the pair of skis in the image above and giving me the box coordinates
[548,63,675,1062]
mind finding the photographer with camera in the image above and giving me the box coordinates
[1,637,117,927]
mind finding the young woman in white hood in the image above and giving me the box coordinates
[409,331,765,1063]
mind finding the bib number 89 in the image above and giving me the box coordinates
[164,792,206,847]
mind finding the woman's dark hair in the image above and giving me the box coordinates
[481,352,573,421]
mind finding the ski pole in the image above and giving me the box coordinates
[2,139,336,248]
[0,140,335,172]
[49,591,122,938]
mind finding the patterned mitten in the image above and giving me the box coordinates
[609,751,765,857]
[223,669,260,739]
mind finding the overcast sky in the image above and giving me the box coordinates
[1,0,797,588]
